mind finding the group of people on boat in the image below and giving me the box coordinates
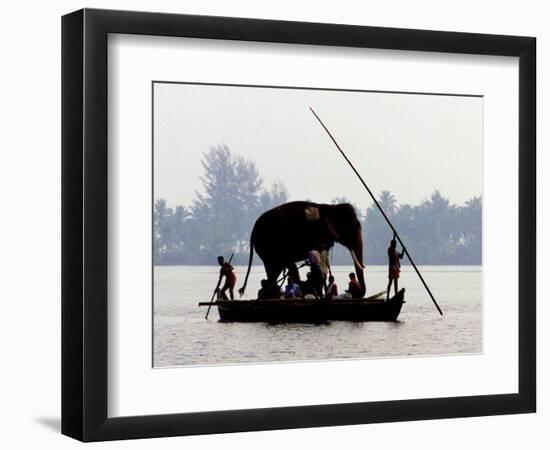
[215,238,405,302]
[279,271,361,301]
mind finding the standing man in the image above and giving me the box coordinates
[387,238,405,300]
[217,255,236,300]
[306,249,324,299]
[318,245,330,297]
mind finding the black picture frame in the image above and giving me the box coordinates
[62,8,536,442]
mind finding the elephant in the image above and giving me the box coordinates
[239,201,366,298]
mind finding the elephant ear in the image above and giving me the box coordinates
[304,205,320,221]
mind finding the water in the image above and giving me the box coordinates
[153,265,482,367]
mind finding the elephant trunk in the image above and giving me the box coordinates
[349,232,366,298]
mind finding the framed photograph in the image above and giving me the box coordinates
[62,8,536,441]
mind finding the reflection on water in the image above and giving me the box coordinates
[153,265,482,367]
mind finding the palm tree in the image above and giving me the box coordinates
[153,198,174,259]
[172,205,191,252]
[379,190,398,217]
[455,196,482,263]
[154,198,170,223]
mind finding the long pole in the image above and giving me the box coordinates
[204,280,222,320]
[205,253,234,319]
[309,107,443,316]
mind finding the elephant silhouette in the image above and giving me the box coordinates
[239,201,366,298]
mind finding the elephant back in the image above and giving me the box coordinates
[252,201,330,262]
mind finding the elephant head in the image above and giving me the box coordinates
[321,203,366,298]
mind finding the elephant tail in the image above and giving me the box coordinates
[238,227,256,297]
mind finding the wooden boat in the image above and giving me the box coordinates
[198,288,405,323]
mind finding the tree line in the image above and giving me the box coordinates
[154,145,481,266]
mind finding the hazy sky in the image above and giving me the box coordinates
[153,82,483,209]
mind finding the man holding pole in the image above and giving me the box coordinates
[387,238,405,300]
[217,255,237,300]
[309,106,443,316]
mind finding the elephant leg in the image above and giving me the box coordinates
[263,262,284,286]
[286,263,301,284]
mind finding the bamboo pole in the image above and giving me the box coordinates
[309,107,443,316]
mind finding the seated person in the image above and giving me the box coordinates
[346,272,362,299]
[326,275,338,300]
[284,278,302,299]
[336,273,362,299]
[300,272,319,299]
[257,279,269,299]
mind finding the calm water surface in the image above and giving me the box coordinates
[153,265,482,367]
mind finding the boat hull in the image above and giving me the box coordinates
[203,289,405,323]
